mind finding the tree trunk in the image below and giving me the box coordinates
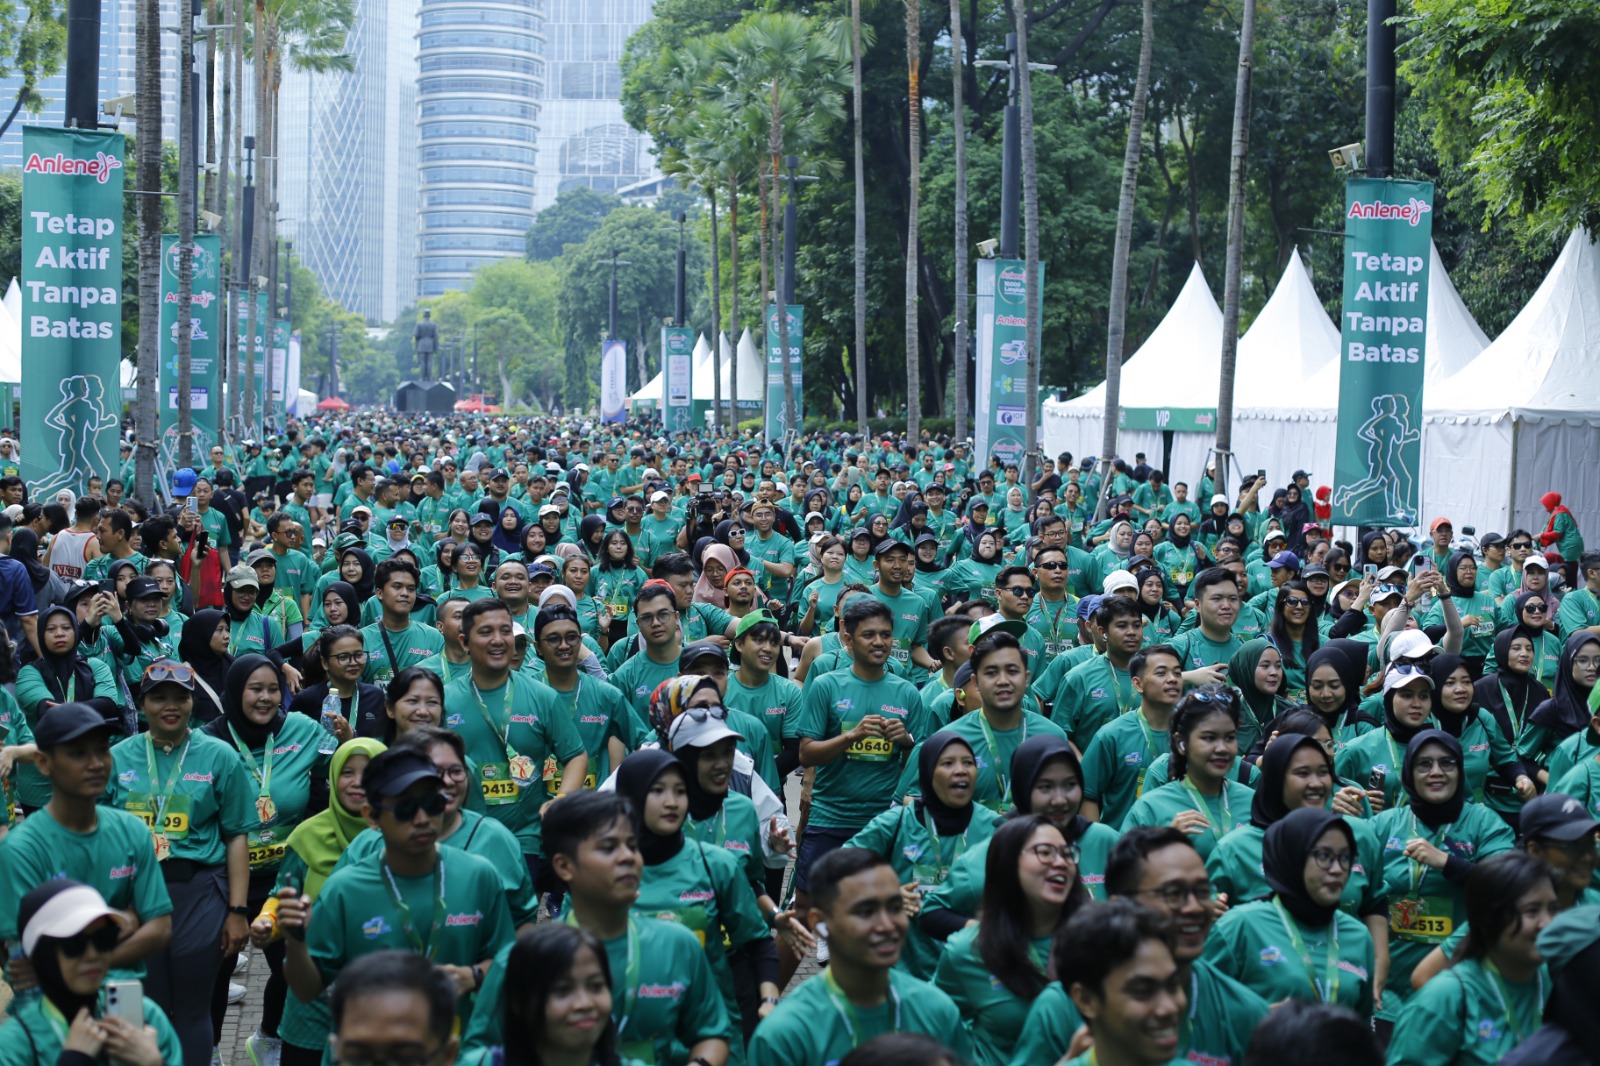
[949,0,968,443]
[176,0,196,467]
[133,0,163,502]
[243,0,266,438]
[1095,0,1154,521]
[756,166,769,417]
[225,0,241,437]
[1016,0,1041,487]
[904,0,921,440]
[852,0,869,434]
[772,87,795,442]
[728,174,740,428]
[709,183,722,429]
[204,0,218,215]
[1214,0,1255,501]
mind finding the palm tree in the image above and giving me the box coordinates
[133,0,163,500]
[1096,0,1154,521]
[948,0,968,443]
[852,0,869,434]
[176,0,197,466]
[904,0,922,440]
[1215,0,1257,501]
[1015,0,1041,487]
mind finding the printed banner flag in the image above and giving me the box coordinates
[662,326,693,431]
[19,125,125,496]
[159,233,221,466]
[271,318,289,428]
[235,292,268,436]
[1330,178,1434,526]
[764,304,803,442]
[975,259,1044,470]
[600,339,627,423]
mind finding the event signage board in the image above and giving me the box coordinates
[272,318,290,428]
[975,259,1044,469]
[1117,407,1216,432]
[662,326,693,430]
[600,338,628,423]
[159,233,221,462]
[1330,178,1434,526]
[236,292,269,436]
[19,125,125,496]
[764,304,803,442]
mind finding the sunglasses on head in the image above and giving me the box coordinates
[56,923,121,958]
[142,662,194,684]
[378,791,448,821]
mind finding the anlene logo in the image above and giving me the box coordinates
[25,151,123,183]
[1347,197,1431,226]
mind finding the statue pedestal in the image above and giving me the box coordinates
[394,379,456,414]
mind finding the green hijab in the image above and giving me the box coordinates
[1229,637,1284,728]
[284,737,387,896]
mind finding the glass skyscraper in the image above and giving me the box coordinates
[413,0,545,298]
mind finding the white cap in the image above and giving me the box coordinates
[539,504,561,517]
[805,511,826,523]
[21,883,130,956]
[539,585,577,610]
[1210,494,1229,508]
[650,490,671,504]
[1383,666,1433,693]
[1377,565,1406,581]
[1388,629,1435,663]
[668,708,744,752]
[512,622,528,644]
[575,463,590,472]
[1102,569,1139,594]
[2,504,22,521]
[1525,554,1550,570]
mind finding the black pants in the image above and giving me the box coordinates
[147,866,228,1066]
[281,1041,325,1066]
[211,880,287,1041]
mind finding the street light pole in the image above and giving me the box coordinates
[674,212,686,327]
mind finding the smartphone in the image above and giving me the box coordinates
[1364,564,1378,580]
[183,496,198,513]
[1368,768,1387,792]
[105,979,143,1024]
[1414,557,1433,573]
[1257,469,1267,484]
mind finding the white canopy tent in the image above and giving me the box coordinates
[0,278,20,383]
[630,330,764,411]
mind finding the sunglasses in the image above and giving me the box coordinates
[1002,586,1035,598]
[378,791,448,821]
[1509,542,1533,550]
[142,662,194,685]
[675,705,728,726]
[57,923,121,958]
[1035,561,1067,571]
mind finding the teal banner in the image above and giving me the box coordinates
[1330,178,1433,526]
[975,259,1043,469]
[236,292,267,436]
[1118,407,1216,432]
[764,304,803,441]
[159,233,221,465]
[19,125,125,496]
[272,318,290,430]
[662,326,694,432]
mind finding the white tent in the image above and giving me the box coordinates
[0,278,19,383]
[630,331,764,410]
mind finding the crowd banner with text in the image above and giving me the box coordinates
[1330,178,1434,526]
[975,259,1043,470]
[159,233,221,466]
[600,339,628,423]
[763,304,804,442]
[19,125,125,496]
[663,326,693,431]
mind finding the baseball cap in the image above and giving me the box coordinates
[804,511,826,524]
[138,659,196,696]
[1371,583,1404,603]
[1536,904,1600,974]
[873,539,913,557]
[1478,532,1505,550]
[967,613,1029,645]
[224,564,260,589]
[734,610,780,642]
[1263,530,1288,544]
[539,504,561,518]
[488,468,509,481]
[34,703,124,748]
[1382,666,1433,693]
[539,585,577,610]
[19,881,130,957]
[362,749,444,799]
[527,562,556,579]
[1268,551,1301,570]
[470,512,495,525]
[1377,565,1407,582]
[685,472,703,483]
[1519,793,1600,843]
[1076,594,1105,621]
[245,548,278,567]
[1524,553,1550,571]
[667,705,744,752]
[913,532,939,549]
[125,576,166,600]
[1292,469,1311,480]
[651,491,671,504]
[952,662,975,689]
[350,505,373,518]
[1101,570,1138,595]
[1388,630,1435,662]
[1210,494,1229,508]
[1429,516,1453,532]
[680,641,729,671]
[2,504,22,521]
[387,515,409,528]
[1302,563,1330,579]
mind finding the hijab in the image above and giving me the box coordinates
[578,514,607,557]
[1513,589,1552,630]
[614,749,686,866]
[712,519,751,564]
[284,738,387,896]
[215,653,287,750]
[1251,733,1330,828]
[889,492,925,532]
[340,547,376,600]
[970,530,1001,564]
[914,732,976,836]
[1009,735,1091,844]
[1359,530,1388,565]
[1229,638,1284,729]
[1427,652,1475,737]
[1475,626,1549,731]
[675,740,730,823]
[31,605,95,705]
[1528,632,1600,737]
[1133,567,1165,621]
[1443,550,1475,599]
[1304,639,1371,729]
[1383,669,1436,745]
[178,609,232,723]
[18,880,108,1021]
[694,543,741,608]
[490,505,524,554]
[322,580,362,628]
[8,527,51,591]
[1167,517,1192,550]
[1401,728,1466,829]
[1263,808,1352,927]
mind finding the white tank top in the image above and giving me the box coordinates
[49,528,94,580]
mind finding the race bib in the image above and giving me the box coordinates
[480,762,520,805]
[1390,896,1453,941]
[543,755,596,792]
[126,792,191,839]
[247,828,287,869]
[843,722,895,763]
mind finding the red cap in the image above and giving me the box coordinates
[1429,516,1452,532]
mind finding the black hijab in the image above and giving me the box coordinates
[712,519,751,565]
[340,547,376,600]
[1304,640,1371,729]
[1264,809,1352,927]
[32,605,96,705]
[211,653,287,750]
[179,608,232,723]
[914,732,976,836]
[1009,735,1091,845]
[1251,733,1329,829]
[1401,729,1466,829]
[322,580,362,628]
[578,514,607,557]
[614,749,686,866]
[889,493,926,532]
[8,527,51,591]
[1383,668,1436,745]
[1428,653,1474,737]
[676,742,727,823]
[1476,626,1550,732]
[1443,551,1475,599]
[1528,632,1600,737]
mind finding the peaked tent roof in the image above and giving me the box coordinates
[1421,241,1491,389]
[1058,263,1223,408]
[1429,228,1600,413]
[1232,251,1339,408]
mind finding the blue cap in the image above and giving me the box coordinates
[1268,551,1301,570]
[1076,594,1104,621]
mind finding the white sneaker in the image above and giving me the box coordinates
[212,1049,227,1066]
[815,937,829,964]
[246,1032,282,1066]
[234,952,250,975]
[227,982,247,1005]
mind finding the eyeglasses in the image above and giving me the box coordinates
[56,923,121,958]
[1026,842,1080,865]
[1509,541,1533,550]
[1136,881,1214,908]
[1523,604,1548,614]
[540,631,582,646]
[1003,586,1035,598]
[378,791,448,821]
[433,763,468,783]
[1282,597,1311,608]
[142,662,194,684]
[1308,848,1355,871]
[330,651,369,665]
[1036,561,1067,571]
[1414,756,1459,773]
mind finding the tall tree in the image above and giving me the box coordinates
[852,0,869,433]
[947,0,968,443]
[1214,0,1256,500]
[132,0,163,500]
[1016,0,1042,487]
[903,0,921,439]
[1095,0,1154,520]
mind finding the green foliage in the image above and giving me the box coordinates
[0,0,67,119]
[525,187,623,262]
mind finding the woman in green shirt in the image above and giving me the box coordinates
[1497,591,1563,688]
[1270,579,1320,703]
[1228,638,1292,757]
[1429,652,1534,812]
[557,554,610,648]
[1153,513,1204,600]
[461,922,619,1066]
[795,534,848,636]
[15,606,122,811]
[1476,628,1550,765]
[1517,631,1599,774]
[1204,808,1376,1019]
[1134,567,1181,644]
[0,880,180,1066]
[1386,851,1557,1065]
[845,732,999,979]
[1123,687,1257,862]
[594,530,648,644]
[442,542,494,604]
[1336,666,1440,810]
[1424,551,1499,676]
[945,529,1004,606]
[933,814,1088,1066]
[842,527,877,585]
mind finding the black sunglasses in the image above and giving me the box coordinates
[57,923,121,958]
[379,791,448,821]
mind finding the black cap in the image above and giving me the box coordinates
[35,703,124,747]
[680,641,728,670]
[125,576,165,600]
[469,511,495,525]
[362,749,444,799]
[913,532,939,548]
[873,539,913,557]
[488,468,509,481]
[1479,532,1505,549]
[1292,469,1311,480]
[1520,794,1600,842]
[1302,563,1330,579]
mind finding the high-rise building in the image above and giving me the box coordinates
[533,0,659,214]
[278,0,419,323]
[413,0,545,299]
[0,0,184,169]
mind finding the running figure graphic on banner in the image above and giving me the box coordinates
[1332,393,1420,522]
[32,375,119,498]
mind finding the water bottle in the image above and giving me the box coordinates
[318,691,341,754]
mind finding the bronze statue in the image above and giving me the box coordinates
[413,309,439,380]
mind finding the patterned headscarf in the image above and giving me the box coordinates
[646,674,722,750]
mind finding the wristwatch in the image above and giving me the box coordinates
[229,905,250,917]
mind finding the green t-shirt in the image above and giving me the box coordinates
[896,710,1069,814]
[83,550,147,582]
[1207,818,1386,920]
[104,729,260,867]
[1082,709,1171,829]
[212,712,331,873]
[932,924,1051,1066]
[748,967,969,1066]
[726,671,804,760]
[869,584,937,673]
[0,987,183,1066]
[543,673,634,789]
[1052,654,1140,752]
[1169,628,1247,676]
[362,619,446,685]
[268,546,319,603]
[608,647,684,722]
[339,810,537,928]
[1024,595,1080,667]
[793,668,931,830]
[686,791,767,901]
[1122,778,1257,863]
[1385,956,1547,1066]
[746,530,798,601]
[1204,899,1375,1019]
[442,671,588,852]
[13,657,120,808]
[197,503,232,549]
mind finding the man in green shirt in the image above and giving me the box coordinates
[1055,595,1146,751]
[1557,550,1600,639]
[749,847,966,1065]
[83,507,145,582]
[744,498,797,602]
[534,604,633,789]
[870,541,940,676]
[608,583,686,720]
[1054,897,1188,1066]
[192,475,234,572]
[1169,569,1244,688]
[265,512,317,619]
[726,611,805,767]
[415,597,471,685]
[1082,644,1183,828]
[362,558,445,685]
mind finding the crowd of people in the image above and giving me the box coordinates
[0,414,1597,1066]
